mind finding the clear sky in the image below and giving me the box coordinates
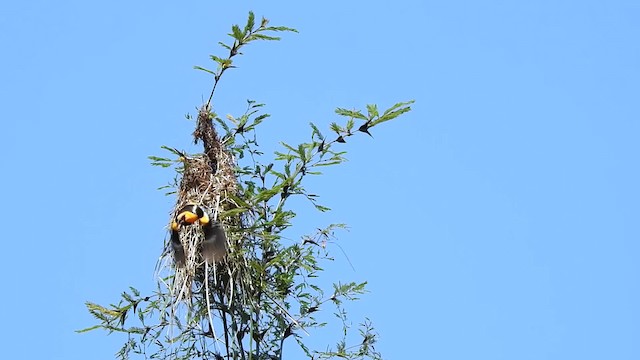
[1,1,639,359]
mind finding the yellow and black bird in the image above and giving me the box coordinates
[170,203,207,266]
[174,203,208,226]
[169,203,227,265]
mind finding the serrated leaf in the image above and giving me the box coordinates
[366,104,379,119]
[215,117,231,133]
[297,144,306,162]
[371,106,413,126]
[127,327,146,335]
[248,34,281,41]
[86,302,121,317]
[274,151,295,161]
[264,26,299,33]
[245,11,255,34]
[346,118,354,131]
[383,100,415,115]
[147,156,171,162]
[309,122,324,140]
[313,160,342,167]
[231,24,244,41]
[335,108,367,120]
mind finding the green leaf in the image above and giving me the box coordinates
[371,104,413,126]
[383,100,415,115]
[335,107,367,120]
[245,11,255,34]
[313,160,342,167]
[160,146,186,158]
[220,208,248,218]
[314,204,331,212]
[270,169,286,180]
[346,118,354,132]
[254,113,270,122]
[247,34,281,41]
[264,26,299,33]
[75,325,102,333]
[366,104,379,119]
[274,151,295,161]
[193,65,215,75]
[215,116,232,135]
[370,100,415,126]
[265,163,274,173]
[255,188,279,202]
[310,122,324,140]
[209,55,226,65]
[224,196,249,212]
[127,327,146,335]
[148,156,171,162]
[297,144,306,162]
[231,24,244,41]
[280,141,297,153]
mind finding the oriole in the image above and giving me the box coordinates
[169,203,226,265]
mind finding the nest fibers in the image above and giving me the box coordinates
[158,105,243,303]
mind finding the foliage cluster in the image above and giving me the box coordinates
[80,12,413,360]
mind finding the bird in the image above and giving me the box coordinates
[169,203,227,265]
[174,203,207,226]
[170,221,186,267]
[200,218,228,263]
[169,203,206,267]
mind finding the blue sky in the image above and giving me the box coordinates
[1,1,639,359]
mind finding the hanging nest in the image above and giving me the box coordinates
[159,105,243,303]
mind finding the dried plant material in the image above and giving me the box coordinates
[158,105,241,303]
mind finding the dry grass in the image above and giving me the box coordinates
[157,105,243,303]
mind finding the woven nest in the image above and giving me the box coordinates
[159,105,244,303]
